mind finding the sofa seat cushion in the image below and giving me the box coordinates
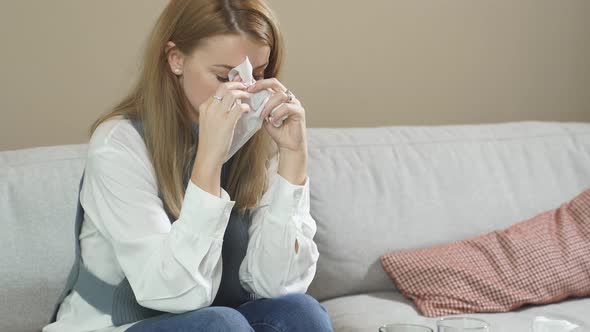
[320,291,590,332]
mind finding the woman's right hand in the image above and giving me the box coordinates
[196,77,252,167]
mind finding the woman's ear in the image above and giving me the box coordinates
[166,41,184,75]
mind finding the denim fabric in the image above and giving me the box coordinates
[125,293,333,332]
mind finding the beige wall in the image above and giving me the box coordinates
[1,0,589,151]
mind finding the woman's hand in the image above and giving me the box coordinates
[246,78,307,153]
[196,78,252,167]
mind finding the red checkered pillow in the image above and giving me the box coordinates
[380,188,590,317]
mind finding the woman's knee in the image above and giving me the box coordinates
[269,293,333,331]
[182,306,253,332]
[201,307,253,331]
[126,306,253,332]
[277,293,321,308]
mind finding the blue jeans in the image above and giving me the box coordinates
[125,293,333,331]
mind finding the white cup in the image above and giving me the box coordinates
[436,317,489,332]
[379,323,434,332]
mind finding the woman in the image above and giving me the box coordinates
[43,0,333,331]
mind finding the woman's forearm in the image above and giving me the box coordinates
[191,149,223,197]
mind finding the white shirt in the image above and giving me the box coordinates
[42,116,319,332]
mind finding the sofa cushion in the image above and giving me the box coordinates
[305,122,590,301]
[381,187,590,317]
[321,291,590,332]
[0,144,87,332]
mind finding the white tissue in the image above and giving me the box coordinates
[533,316,580,332]
[219,56,268,163]
[228,56,288,128]
[221,56,288,163]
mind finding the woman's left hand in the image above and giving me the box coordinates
[246,78,307,153]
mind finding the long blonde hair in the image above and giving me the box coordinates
[89,0,284,218]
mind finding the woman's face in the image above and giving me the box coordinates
[167,34,271,123]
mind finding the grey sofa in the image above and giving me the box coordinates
[2,121,590,332]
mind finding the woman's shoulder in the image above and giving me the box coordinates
[88,115,145,156]
[83,115,157,193]
[86,115,153,176]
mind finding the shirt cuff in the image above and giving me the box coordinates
[268,174,309,220]
[178,180,235,238]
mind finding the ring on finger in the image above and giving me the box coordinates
[284,89,294,103]
[213,95,223,102]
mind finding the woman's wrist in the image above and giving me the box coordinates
[278,147,308,186]
[191,150,223,197]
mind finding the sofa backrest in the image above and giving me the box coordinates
[0,144,87,332]
[305,121,590,301]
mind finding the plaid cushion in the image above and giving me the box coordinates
[380,188,590,317]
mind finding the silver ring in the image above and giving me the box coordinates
[213,95,222,102]
[285,89,294,103]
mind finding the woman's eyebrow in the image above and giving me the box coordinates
[213,62,268,70]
